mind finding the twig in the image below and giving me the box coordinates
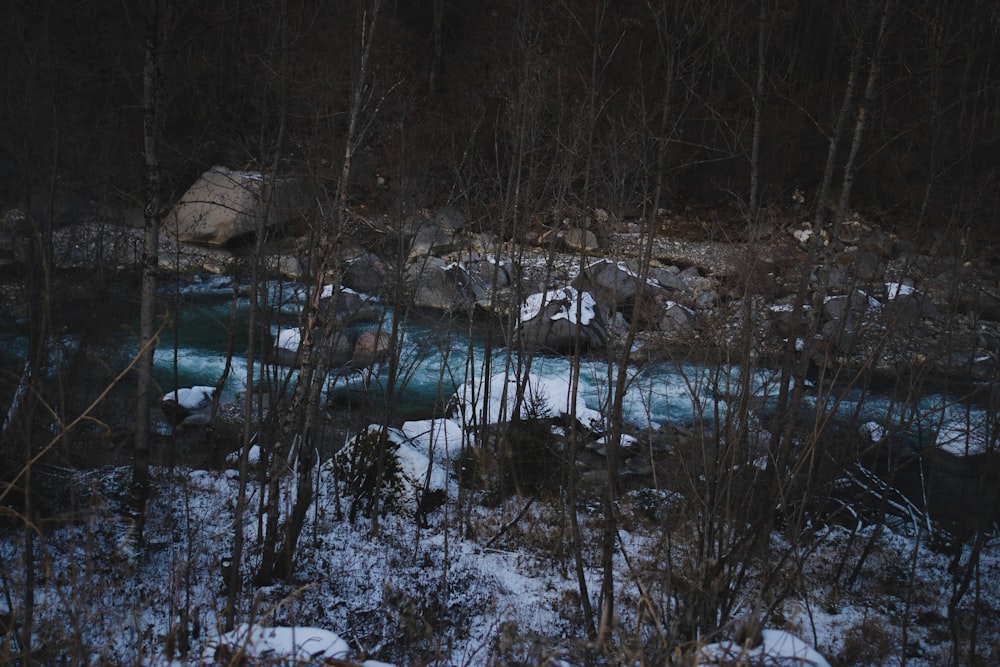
[484,497,535,550]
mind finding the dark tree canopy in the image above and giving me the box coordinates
[2,0,998,245]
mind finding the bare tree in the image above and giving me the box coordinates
[832,0,893,238]
[257,0,386,583]
[131,0,165,538]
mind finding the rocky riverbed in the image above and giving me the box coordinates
[5,194,1000,396]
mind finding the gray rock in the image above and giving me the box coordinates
[342,252,388,295]
[352,330,391,369]
[435,205,467,232]
[517,286,608,353]
[649,266,687,292]
[407,257,474,312]
[882,291,939,328]
[822,289,881,334]
[694,290,718,310]
[658,302,696,335]
[319,289,379,325]
[563,227,599,252]
[165,166,304,247]
[581,259,644,308]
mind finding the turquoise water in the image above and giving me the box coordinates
[0,277,991,450]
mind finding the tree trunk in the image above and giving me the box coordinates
[258,0,382,583]
[811,31,863,236]
[749,0,767,220]
[833,0,893,238]
[132,0,163,539]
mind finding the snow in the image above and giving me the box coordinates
[697,629,831,666]
[391,433,451,495]
[859,420,887,443]
[274,327,302,351]
[935,419,993,456]
[450,370,604,430]
[886,281,915,299]
[162,385,215,410]
[226,444,261,466]
[520,286,597,326]
[400,417,468,465]
[335,425,453,506]
[0,451,995,666]
[793,228,812,244]
[203,623,351,662]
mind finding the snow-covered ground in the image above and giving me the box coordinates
[0,449,996,665]
[3,273,998,665]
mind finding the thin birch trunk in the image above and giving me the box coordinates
[132,0,163,538]
[833,0,893,238]
[259,0,382,582]
[749,0,767,220]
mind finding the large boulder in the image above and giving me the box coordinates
[579,259,690,315]
[657,300,697,335]
[579,259,647,308]
[397,208,466,259]
[351,330,392,369]
[165,166,304,247]
[517,286,608,353]
[160,386,216,427]
[463,257,516,308]
[273,321,390,371]
[341,252,388,295]
[406,257,475,312]
[318,286,379,325]
[821,289,882,341]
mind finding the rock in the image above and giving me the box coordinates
[351,330,391,369]
[563,227,600,252]
[517,286,609,352]
[648,265,687,292]
[958,287,1000,322]
[409,224,457,259]
[341,252,388,295]
[271,328,304,367]
[434,205,467,232]
[822,289,881,337]
[266,254,303,280]
[463,257,516,308]
[835,247,885,281]
[882,289,939,328]
[398,209,465,259]
[271,327,356,369]
[694,290,718,309]
[160,386,216,427]
[165,166,304,247]
[921,446,1000,534]
[860,229,893,257]
[658,301,697,335]
[579,259,647,309]
[319,287,379,325]
[406,257,475,313]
